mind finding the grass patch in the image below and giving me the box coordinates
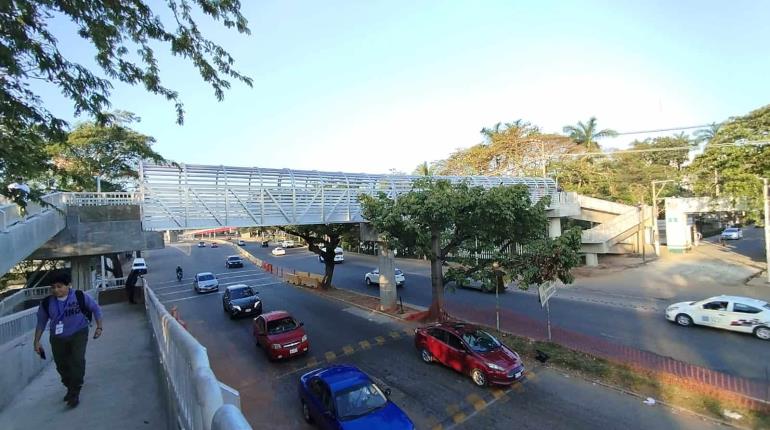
[488,329,770,429]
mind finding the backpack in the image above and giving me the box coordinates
[41,290,93,323]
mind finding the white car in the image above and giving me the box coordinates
[193,272,219,293]
[131,257,148,275]
[364,268,405,287]
[720,227,743,240]
[197,241,206,248]
[237,239,246,246]
[318,247,344,264]
[280,240,295,248]
[271,247,286,256]
[665,295,770,340]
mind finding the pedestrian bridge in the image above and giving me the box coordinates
[139,162,558,230]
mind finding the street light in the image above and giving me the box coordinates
[651,180,675,256]
[762,178,770,284]
[492,261,500,332]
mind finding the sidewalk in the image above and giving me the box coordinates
[0,302,168,430]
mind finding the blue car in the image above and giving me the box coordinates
[298,365,414,430]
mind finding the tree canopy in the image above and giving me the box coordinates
[562,117,617,151]
[360,178,581,319]
[278,224,358,290]
[1,0,251,183]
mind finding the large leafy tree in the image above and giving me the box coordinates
[360,178,581,320]
[47,111,167,191]
[440,120,577,176]
[562,117,617,151]
[1,0,252,188]
[278,224,358,290]
[687,105,770,219]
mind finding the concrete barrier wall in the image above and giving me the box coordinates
[0,308,48,410]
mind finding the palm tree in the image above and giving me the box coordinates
[562,117,617,151]
[413,161,434,176]
[694,122,721,144]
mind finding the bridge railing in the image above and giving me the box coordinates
[62,192,140,206]
[144,279,251,430]
[0,193,65,233]
[0,286,52,317]
[581,208,644,243]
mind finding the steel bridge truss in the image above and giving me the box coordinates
[139,162,556,231]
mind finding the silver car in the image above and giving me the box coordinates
[194,272,219,293]
[364,268,405,287]
[721,227,743,240]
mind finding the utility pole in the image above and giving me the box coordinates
[762,178,770,283]
[651,180,675,257]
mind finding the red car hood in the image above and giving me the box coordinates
[267,327,306,345]
[478,346,520,369]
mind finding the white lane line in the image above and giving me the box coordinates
[150,268,268,287]
[151,273,273,291]
[155,280,282,296]
[161,281,284,304]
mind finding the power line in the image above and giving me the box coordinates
[614,124,716,136]
[554,140,770,159]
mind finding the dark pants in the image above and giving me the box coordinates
[126,283,136,303]
[50,328,89,389]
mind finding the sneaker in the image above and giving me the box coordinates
[63,388,73,402]
[67,395,79,408]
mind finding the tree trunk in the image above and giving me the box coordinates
[428,227,445,320]
[321,261,335,289]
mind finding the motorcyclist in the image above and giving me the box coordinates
[176,266,183,279]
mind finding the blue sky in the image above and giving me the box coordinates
[40,0,770,174]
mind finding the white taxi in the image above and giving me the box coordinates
[665,295,770,340]
[271,247,286,256]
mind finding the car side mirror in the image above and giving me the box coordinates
[299,321,304,326]
[384,388,392,397]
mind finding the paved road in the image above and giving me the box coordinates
[239,240,770,384]
[143,243,726,430]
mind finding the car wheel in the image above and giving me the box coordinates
[223,303,227,312]
[675,314,693,327]
[365,277,372,286]
[229,311,236,320]
[471,369,487,387]
[420,348,433,363]
[302,399,312,423]
[755,326,770,340]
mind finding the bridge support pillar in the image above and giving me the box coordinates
[70,256,94,291]
[164,230,180,243]
[377,242,397,312]
[548,218,561,238]
[584,253,598,267]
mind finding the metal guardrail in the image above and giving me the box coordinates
[144,280,251,430]
[62,192,140,206]
[577,194,635,215]
[547,191,579,210]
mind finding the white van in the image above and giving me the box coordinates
[131,257,148,275]
[319,247,344,264]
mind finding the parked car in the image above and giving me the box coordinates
[298,365,414,429]
[225,255,244,268]
[318,247,344,264]
[254,311,309,360]
[131,257,148,275]
[414,323,525,387]
[222,284,261,319]
[665,295,770,340]
[364,268,405,287]
[261,240,270,247]
[237,239,246,246]
[193,272,219,293]
[721,227,743,240]
[197,241,206,248]
[281,240,295,248]
[211,243,219,248]
[272,247,286,256]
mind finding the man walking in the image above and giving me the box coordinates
[33,273,103,408]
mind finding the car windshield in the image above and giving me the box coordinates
[725,228,738,232]
[231,287,254,298]
[764,304,770,311]
[395,269,403,276]
[266,317,297,334]
[198,274,214,281]
[228,257,241,261]
[335,382,387,421]
[461,329,501,353]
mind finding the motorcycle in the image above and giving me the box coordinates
[176,270,183,282]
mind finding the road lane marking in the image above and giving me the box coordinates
[374,336,386,345]
[342,345,355,355]
[358,340,371,350]
[306,357,319,367]
[324,351,337,361]
[466,393,486,412]
[389,331,401,339]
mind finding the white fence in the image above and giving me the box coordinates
[144,280,251,430]
[0,286,51,317]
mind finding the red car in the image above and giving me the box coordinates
[253,311,310,360]
[414,323,524,387]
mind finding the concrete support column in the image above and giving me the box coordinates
[164,230,179,243]
[548,218,562,238]
[70,256,94,291]
[377,242,397,312]
[584,253,599,267]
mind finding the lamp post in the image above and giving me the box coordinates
[763,178,770,284]
[651,180,675,256]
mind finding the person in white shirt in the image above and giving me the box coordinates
[7,176,31,216]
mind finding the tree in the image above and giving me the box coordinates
[360,178,581,320]
[439,120,577,176]
[1,0,252,185]
[413,161,436,176]
[687,105,770,220]
[694,122,721,144]
[278,224,358,289]
[562,117,617,151]
[46,111,167,191]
